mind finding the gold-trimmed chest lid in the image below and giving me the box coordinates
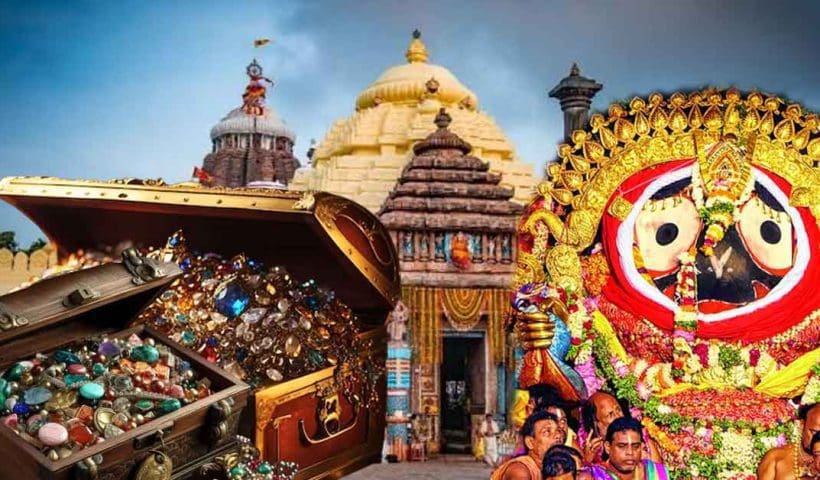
[0,178,400,322]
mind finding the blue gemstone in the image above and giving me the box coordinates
[213,281,250,318]
[23,387,52,405]
[12,402,30,416]
[98,341,121,358]
[180,257,192,271]
[305,297,321,311]
[206,336,219,347]
[235,348,248,362]
[169,235,179,246]
[175,313,188,325]
[179,360,191,371]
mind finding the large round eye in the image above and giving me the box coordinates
[634,196,701,275]
[737,195,793,274]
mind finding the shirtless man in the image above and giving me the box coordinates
[493,411,564,480]
[580,392,661,464]
[759,403,820,479]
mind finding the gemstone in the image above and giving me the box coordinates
[92,363,107,376]
[23,387,52,405]
[257,462,273,474]
[112,412,129,429]
[76,405,94,425]
[230,465,247,477]
[12,402,30,416]
[0,379,8,396]
[112,398,131,413]
[254,291,272,306]
[214,281,250,318]
[27,415,46,435]
[127,334,143,347]
[180,331,196,345]
[5,364,24,381]
[130,345,160,364]
[158,399,181,414]
[277,299,290,314]
[79,383,104,401]
[98,341,122,358]
[53,350,81,365]
[284,336,301,358]
[241,308,266,324]
[2,414,17,428]
[266,368,283,382]
[64,374,88,387]
[134,400,154,413]
[93,407,115,432]
[299,318,312,330]
[67,364,87,375]
[38,422,68,446]
[104,424,125,439]
[67,422,94,446]
[167,384,185,399]
[305,296,321,311]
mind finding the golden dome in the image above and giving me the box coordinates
[290,31,534,212]
[355,30,478,111]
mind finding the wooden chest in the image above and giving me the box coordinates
[0,176,401,479]
[0,254,250,480]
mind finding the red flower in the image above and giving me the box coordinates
[749,348,761,367]
[571,337,582,346]
[673,359,684,369]
[693,343,709,366]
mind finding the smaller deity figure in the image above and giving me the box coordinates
[501,235,512,262]
[419,233,430,260]
[450,232,472,269]
[487,235,497,263]
[470,234,483,263]
[386,301,409,344]
[402,232,414,259]
[241,59,273,116]
[434,232,446,261]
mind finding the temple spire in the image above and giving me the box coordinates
[405,29,429,64]
[548,62,602,141]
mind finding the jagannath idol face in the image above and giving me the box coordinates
[620,163,808,319]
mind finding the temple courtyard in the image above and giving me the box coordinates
[342,455,491,480]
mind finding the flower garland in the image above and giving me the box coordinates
[589,329,795,479]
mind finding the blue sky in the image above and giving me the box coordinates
[1,0,819,245]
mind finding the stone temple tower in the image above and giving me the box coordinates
[548,63,602,142]
[201,59,300,187]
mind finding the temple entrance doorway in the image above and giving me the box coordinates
[440,331,486,454]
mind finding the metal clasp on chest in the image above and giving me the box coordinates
[0,302,29,331]
[122,248,167,285]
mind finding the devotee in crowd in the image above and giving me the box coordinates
[587,417,669,480]
[492,411,564,480]
[481,413,501,467]
[758,403,820,479]
[546,402,580,449]
[542,449,579,480]
[580,392,661,464]
[546,445,586,474]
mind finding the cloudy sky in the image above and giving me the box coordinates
[1,0,819,244]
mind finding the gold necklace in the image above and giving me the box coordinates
[794,442,818,480]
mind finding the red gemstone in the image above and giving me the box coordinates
[67,422,95,446]
[75,405,94,425]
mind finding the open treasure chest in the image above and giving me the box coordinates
[0,254,250,480]
[0,176,401,479]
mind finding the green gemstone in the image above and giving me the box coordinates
[134,400,154,412]
[0,379,8,396]
[92,363,107,376]
[158,399,181,414]
[256,462,272,474]
[5,364,24,381]
[79,383,104,400]
[64,374,89,387]
[229,465,246,477]
[130,345,160,364]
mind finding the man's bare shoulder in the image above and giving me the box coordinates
[501,462,533,480]
[761,444,792,461]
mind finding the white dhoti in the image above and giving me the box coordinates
[483,435,499,466]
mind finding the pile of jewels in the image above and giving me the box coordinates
[133,231,383,410]
[215,436,298,480]
[0,333,212,460]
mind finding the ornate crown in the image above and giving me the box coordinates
[517,88,820,290]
